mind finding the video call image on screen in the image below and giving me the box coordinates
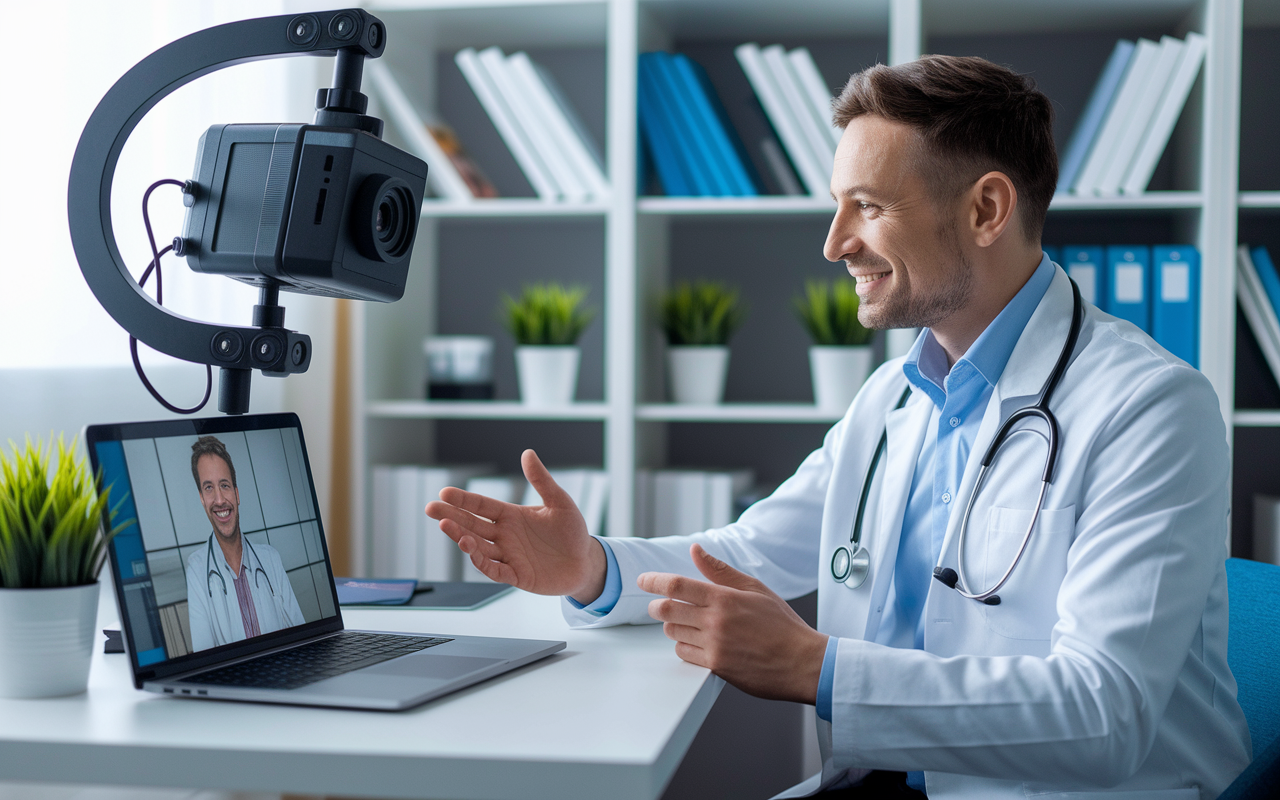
[95,426,337,667]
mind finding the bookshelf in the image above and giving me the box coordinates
[351,0,1267,573]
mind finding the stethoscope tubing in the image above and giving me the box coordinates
[205,535,276,599]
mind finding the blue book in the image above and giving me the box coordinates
[1252,247,1280,319]
[671,54,759,196]
[1061,246,1106,307]
[1042,245,1060,266]
[1152,245,1199,367]
[656,53,732,196]
[637,55,694,196]
[1105,245,1152,332]
[642,53,712,196]
[1057,40,1136,193]
[334,578,418,605]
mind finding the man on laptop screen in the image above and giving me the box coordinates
[185,435,304,651]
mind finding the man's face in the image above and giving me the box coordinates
[196,454,240,545]
[823,115,974,331]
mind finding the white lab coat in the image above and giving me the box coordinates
[563,267,1251,799]
[186,534,305,652]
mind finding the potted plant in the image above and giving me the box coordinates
[500,283,595,406]
[661,281,746,404]
[794,279,877,411]
[0,436,127,698]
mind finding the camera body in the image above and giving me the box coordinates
[181,122,427,302]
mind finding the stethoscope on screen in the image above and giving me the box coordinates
[205,534,276,599]
[831,279,1084,606]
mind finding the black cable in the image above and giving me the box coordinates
[130,178,212,414]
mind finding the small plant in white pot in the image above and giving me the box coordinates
[501,283,595,406]
[661,281,745,404]
[0,436,128,698]
[794,279,876,411]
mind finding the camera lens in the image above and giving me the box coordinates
[369,23,383,49]
[329,12,358,41]
[287,15,320,46]
[353,174,418,263]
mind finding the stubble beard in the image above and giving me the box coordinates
[855,223,975,331]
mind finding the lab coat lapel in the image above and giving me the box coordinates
[935,267,1076,569]
[861,390,931,639]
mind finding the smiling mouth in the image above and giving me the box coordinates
[854,271,890,284]
[213,507,233,521]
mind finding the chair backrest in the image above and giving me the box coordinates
[1226,557,1280,753]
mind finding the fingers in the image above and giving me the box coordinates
[465,547,516,585]
[430,487,509,524]
[637,571,714,606]
[521,449,575,509]
[691,544,762,592]
[648,596,704,627]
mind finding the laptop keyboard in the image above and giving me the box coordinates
[179,631,454,691]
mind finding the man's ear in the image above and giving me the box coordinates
[967,171,1018,248]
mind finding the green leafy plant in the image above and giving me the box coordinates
[660,281,746,346]
[500,283,595,346]
[0,436,130,589]
[793,279,873,346]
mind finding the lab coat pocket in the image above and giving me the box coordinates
[981,504,1075,641]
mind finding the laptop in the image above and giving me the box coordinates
[85,412,564,711]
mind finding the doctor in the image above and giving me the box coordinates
[426,55,1250,799]
[185,436,304,652]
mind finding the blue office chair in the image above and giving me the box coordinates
[1217,558,1280,800]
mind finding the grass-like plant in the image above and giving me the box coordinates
[500,284,595,346]
[0,436,129,589]
[660,281,746,346]
[793,279,873,346]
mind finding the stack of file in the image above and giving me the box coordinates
[735,44,840,197]
[1049,244,1199,366]
[454,47,610,203]
[371,464,492,582]
[635,469,754,538]
[1237,245,1280,387]
[1058,33,1206,197]
[637,51,761,197]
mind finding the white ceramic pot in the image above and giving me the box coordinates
[0,582,100,698]
[668,346,730,404]
[809,345,874,412]
[516,346,581,406]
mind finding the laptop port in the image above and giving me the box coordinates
[197,690,208,696]
[163,688,173,694]
[181,689,191,695]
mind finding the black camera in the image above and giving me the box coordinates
[180,122,427,303]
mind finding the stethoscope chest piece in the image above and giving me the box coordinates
[831,544,870,588]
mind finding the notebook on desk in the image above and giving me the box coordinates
[85,412,563,711]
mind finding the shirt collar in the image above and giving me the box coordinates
[902,252,1055,402]
[210,532,253,577]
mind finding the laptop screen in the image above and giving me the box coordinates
[89,414,340,674]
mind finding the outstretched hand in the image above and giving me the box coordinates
[639,544,828,704]
[425,449,607,603]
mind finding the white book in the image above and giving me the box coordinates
[735,43,828,195]
[420,466,490,581]
[1253,495,1280,566]
[455,47,561,200]
[1122,32,1207,195]
[787,47,842,146]
[1095,36,1184,197]
[392,466,423,580]
[761,45,835,179]
[507,51,610,201]
[365,61,474,202]
[760,137,804,195]
[371,465,397,577]
[652,471,708,537]
[1072,38,1160,195]
[705,470,754,529]
[1236,245,1280,385]
[478,47,588,203]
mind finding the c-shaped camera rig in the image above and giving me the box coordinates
[68,9,400,415]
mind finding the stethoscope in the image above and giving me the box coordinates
[205,534,276,599]
[831,279,1084,605]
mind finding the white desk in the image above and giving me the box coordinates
[0,585,723,800]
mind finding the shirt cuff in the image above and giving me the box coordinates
[564,537,621,616]
[816,635,838,721]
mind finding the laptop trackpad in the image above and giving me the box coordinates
[367,653,504,681]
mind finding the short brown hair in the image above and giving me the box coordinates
[832,55,1056,241]
[191,436,236,488]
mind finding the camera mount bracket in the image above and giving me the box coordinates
[68,9,388,414]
